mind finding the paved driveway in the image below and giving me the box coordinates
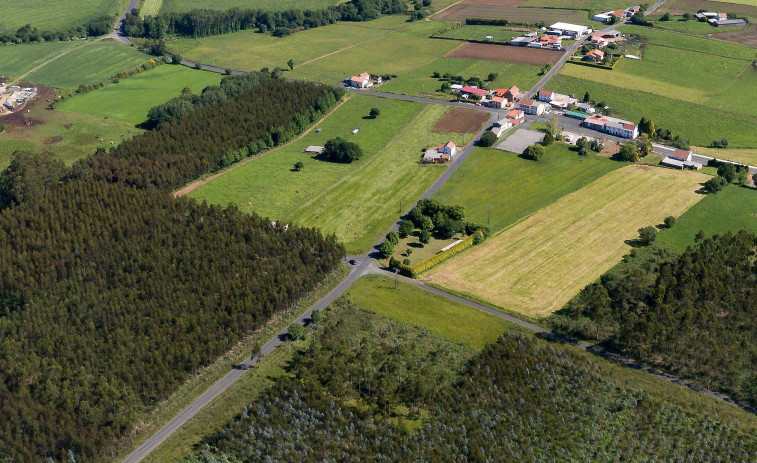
[495,128,545,154]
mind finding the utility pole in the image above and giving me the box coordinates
[399,199,403,215]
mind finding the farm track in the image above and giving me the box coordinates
[173,96,351,198]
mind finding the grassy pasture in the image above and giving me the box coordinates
[347,275,517,349]
[619,25,757,60]
[436,25,525,42]
[433,4,589,24]
[0,41,82,82]
[520,0,629,11]
[426,166,709,317]
[141,0,165,17]
[189,95,475,254]
[0,0,121,33]
[550,75,757,148]
[159,0,343,14]
[694,146,757,166]
[168,16,407,73]
[25,41,152,90]
[432,144,622,233]
[657,185,757,251]
[57,65,221,125]
[658,0,757,22]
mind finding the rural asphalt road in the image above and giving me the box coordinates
[108,0,139,45]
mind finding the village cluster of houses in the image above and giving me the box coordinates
[694,11,747,27]
[0,83,36,111]
[345,72,381,88]
[593,6,640,22]
[510,22,594,49]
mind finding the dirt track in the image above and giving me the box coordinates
[445,42,563,65]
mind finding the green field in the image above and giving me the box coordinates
[189,95,476,254]
[0,41,83,82]
[427,166,709,317]
[57,65,221,125]
[550,75,757,148]
[168,15,407,72]
[659,0,757,22]
[694,146,757,166]
[24,41,152,90]
[436,25,525,43]
[433,144,622,233]
[0,0,121,33]
[347,275,516,349]
[520,0,629,12]
[657,185,757,250]
[620,25,757,60]
[158,0,343,14]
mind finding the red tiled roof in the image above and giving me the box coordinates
[538,90,554,96]
[445,141,456,149]
[519,99,534,106]
[622,123,636,130]
[491,96,505,103]
[506,109,524,118]
[461,86,488,95]
[672,149,690,160]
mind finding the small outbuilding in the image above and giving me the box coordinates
[305,146,324,154]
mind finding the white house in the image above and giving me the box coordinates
[548,22,590,37]
[593,13,612,22]
[506,109,525,125]
[518,99,546,116]
[661,149,703,170]
[583,115,638,139]
[422,141,457,163]
[577,103,595,113]
[537,89,554,102]
[347,72,373,88]
[490,119,513,138]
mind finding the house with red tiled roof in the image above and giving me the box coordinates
[584,49,605,62]
[347,72,373,88]
[583,115,638,139]
[506,109,525,125]
[423,141,457,163]
[538,89,554,102]
[460,86,488,97]
[518,99,546,115]
[484,96,507,109]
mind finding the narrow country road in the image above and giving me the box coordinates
[521,36,588,101]
[106,0,140,45]
[645,0,667,16]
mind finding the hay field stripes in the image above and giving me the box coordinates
[10,40,95,86]
[426,166,709,317]
[141,0,164,17]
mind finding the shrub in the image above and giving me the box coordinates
[664,216,676,228]
[378,240,395,258]
[419,229,431,244]
[637,226,657,246]
[618,143,639,162]
[288,324,305,341]
[369,107,380,118]
[386,231,399,245]
[398,220,414,238]
[522,144,545,161]
[479,131,497,147]
[704,176,728,193]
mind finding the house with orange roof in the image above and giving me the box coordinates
[583,115,638,139]
[423,141,457,163]
[584,49,605,63]
[506,109,525,125]
[484,96,507,109]
[346,72,373,88]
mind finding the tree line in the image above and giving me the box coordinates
[123,0,408,40]
[0,16,114,44]
[188,303,757,461]
[551,231,757,408]
[77,78,344,191]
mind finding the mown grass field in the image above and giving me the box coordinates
[159,0,343,14]
[658,0,757,22]
[0,0,121,33]
[25,41,152,90]
[694,146,757,166]
[189,95,475,254]
[0,41,82,82]
[436,25,525,42]
[620,25,757,60]
[168,15,407,72]
[657,185,757,251]
[427,166,709,317]
[433,4,589,24]
[57,65,221,125]
[433,144,622,233]
[347,275,518,348]
[550,74,757,148]
[520,0,629,11]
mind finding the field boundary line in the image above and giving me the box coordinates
[174,96,351,197]
[646,26,757,51]
[10,40,97,86]
[645,41,756,61]
[297,40,373,68]
[429,0,464,20]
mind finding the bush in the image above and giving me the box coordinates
[664,216,676,228]
[522,144,545,161]
[378,240,395,258]
[542,132,554,147]
[288,324,305,341]
[704,176,728,193]
[399,220,414,238]
[637,226,657,246]
[618,143,639,162]
[322,138,363,163]
[419,229,431,244]
[386,231,399,245]
[479,131,497,147]
[369,107,380,118]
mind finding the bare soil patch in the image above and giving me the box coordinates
[445,42,562,65]
[44,136,63,145]
[712,24,757,47]
[0,85,54,128]
[598,140,620,157]
[432,108,490,133]
[464,0,526,6]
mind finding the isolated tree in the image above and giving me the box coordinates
[399,220,414,238]
[637,226,657,246]
[386,231,399,245]
[487,72,498,81]
[419,229,431,244]
[664,216,677,228]
[579,146,589,157]
[172,53,183,64]
[548,117,560,136]
[522,144,545,161]
[440,82,451,92]
[717,163,738,183]
[378,240,395,258]
[577,137,589,150]
[194,62,202,70]
[479,131,497,147]
[225,68,233,75]
[704,176,728,193]
[638,117,655,137]
[288,324,305,341]
[583,91,590,103]
[403,258,411,265]
[287,59,294,70]
[323,138,363,163]
[542,131,554,146]
[618,143,639,162]
[293,161,304,171]
[369,107,380,118]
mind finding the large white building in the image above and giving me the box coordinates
[583,115,638,139]
[548,22,591,37]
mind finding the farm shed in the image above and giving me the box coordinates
[305,146,324,154]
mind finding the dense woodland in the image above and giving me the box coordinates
[123,0,409,39]
[0,181,343,461]
[188,303,757,462]
[79,79,344,190]
[551,231,757,409]
[0,16,114,44]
